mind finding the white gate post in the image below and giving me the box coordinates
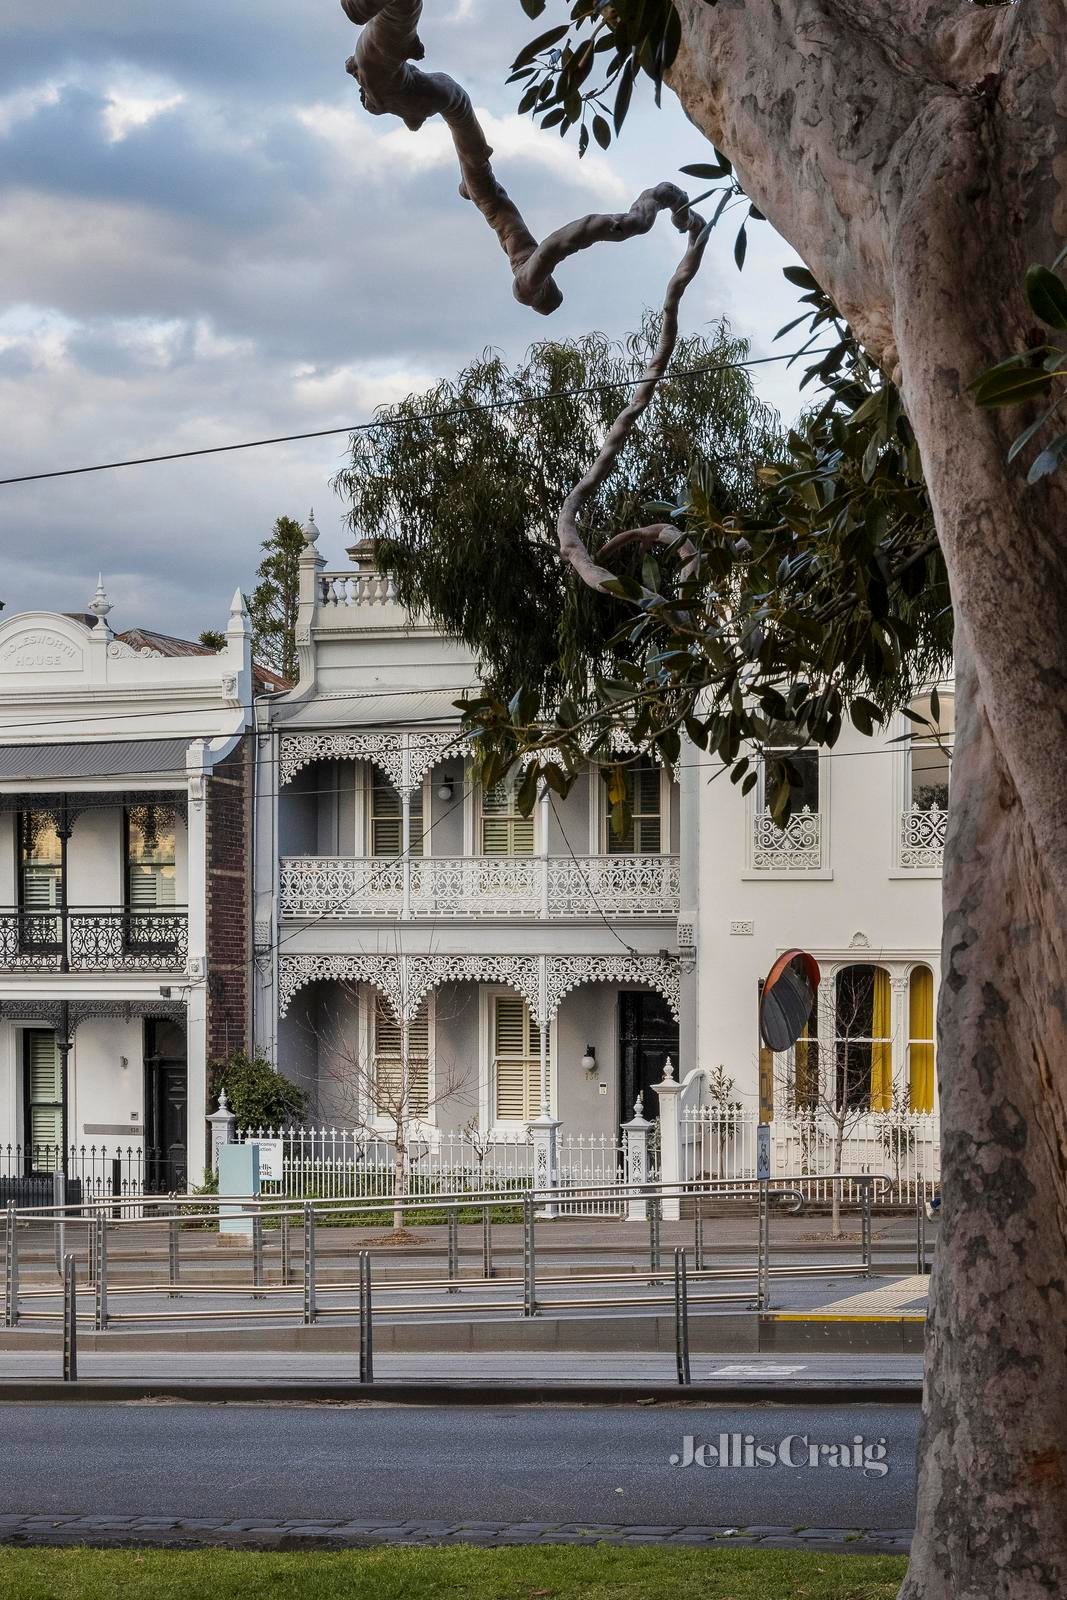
[207,1089,237,1174]
[653,1058,683,1221]
[621,1095,653,1222]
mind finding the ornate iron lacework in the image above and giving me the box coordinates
[279,951,679,1025]
[751,806,823,870]
[899,805,946,869]
[279,730,471,790]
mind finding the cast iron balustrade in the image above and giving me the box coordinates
[898,805,947,869]
[0,908,188,972]
[278,854,680,919]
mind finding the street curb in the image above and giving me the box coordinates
[0,1378,923,1406]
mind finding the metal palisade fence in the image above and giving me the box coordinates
[681,1108,940,1204]
[234,1126,634,1216]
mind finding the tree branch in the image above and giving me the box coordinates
[341,2,713,591]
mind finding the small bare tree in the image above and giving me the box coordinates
[777,973,903,1239]
[310,983,476,1233]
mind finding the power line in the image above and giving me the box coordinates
[0,350,827,489]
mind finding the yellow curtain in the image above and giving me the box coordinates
[909,966,935,1113]
[870,968,893,1111]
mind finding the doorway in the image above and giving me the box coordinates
[144,1018,188,1193]
[618,990,679,1122]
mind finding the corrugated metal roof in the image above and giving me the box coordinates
[278,688,470,729]
[0,739,191,782]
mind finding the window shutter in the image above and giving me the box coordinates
[370,774,423,857]
[27,1032,62,1160]
[481,784,534,855]
[493,996,548,1121]
[373,996,429,1117]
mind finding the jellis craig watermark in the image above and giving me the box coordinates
[670,1433,890,1477]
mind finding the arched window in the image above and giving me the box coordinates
[835,964,893,1111]
[908,965,935,1112]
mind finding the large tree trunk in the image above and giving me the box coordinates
[665,4,1067,1593]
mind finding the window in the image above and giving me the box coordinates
[761,726,820,815]
[908,965,935,1112]
[492,994,548,1121]
[126,806,177,909]
[791,1019,819,1111]
[908,691,954,811]
[834,964,893,1111]
[480,781,534,856]
[603,760,662,853]
[24,1030,63,1167]
[372,996,430,1119]
[368,772,424,856]
[18,811,63,946]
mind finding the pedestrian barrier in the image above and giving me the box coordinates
[1,1174,899,1386]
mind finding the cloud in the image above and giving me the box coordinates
[0,1,806,636]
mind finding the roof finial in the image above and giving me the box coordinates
[89,574,112,629]
[304,508,320,547]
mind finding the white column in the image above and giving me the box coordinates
[539,784,550,919]
[528,957,560,1215]
[401,787,412,920]
[653,1058,684,1221]
[207,1088,237,1173]
[185,764,209,1181]
[621,1096,654,1222]
[891,973,909,1106]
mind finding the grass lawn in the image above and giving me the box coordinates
[0,1545,908,1599]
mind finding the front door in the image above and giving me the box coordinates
[618,991,680,1121]
[144,1019,188,1193]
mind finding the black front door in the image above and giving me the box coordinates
[144,1019,188,1193]
[619,991,680,1121]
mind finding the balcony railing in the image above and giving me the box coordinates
[0,908,189,972]
[279,854,680,920]
[899,805,946,869]
[750,807,824,871]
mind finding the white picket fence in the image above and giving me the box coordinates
[682,1108,940,1204]
[235,1126,634,1216]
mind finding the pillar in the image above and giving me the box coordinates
[653,1057,684,1221]
[621,1094,654,1222]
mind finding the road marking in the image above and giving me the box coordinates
[709,1363,806,1377]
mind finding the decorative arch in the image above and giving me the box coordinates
[405,954,541,1022]
[546,954,679,1023]
[278,953,406,1020]
[280,730,470,791]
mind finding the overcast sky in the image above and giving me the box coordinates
[0,1,804,639]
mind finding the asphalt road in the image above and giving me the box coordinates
[0,1401,918,1531]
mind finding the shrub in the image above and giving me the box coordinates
[212,1050,307,1129]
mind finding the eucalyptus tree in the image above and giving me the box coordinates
[336,6,1067,1593]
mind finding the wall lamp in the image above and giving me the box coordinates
[581,1044,597,1074]
[437,778,455,801]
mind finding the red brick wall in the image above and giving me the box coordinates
[205,738,252,1066]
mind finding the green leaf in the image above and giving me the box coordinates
[1027,431,1067,483]
[972,366,1054,407]
[680,160,732,180]
[1025,264,1067,331]
[734,224,748,271]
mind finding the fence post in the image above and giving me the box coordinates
[693,1196,704,1273]
[252,1211,265,1298]
[522,1194,537,1317]
[621,1098,653,1222]
[652,1061,684,1221]
[359,1252,374,1384]
[861,1180,873,1277]
[280,1213,291,1287]
[53,1171,66,1277]
[168,1214,180,1298]
[302,1203,316,1325]
[528,1115,561,1219]
[94,1210,108,1331]
[757,1182,771,1312]
[673,1247,691,1386]
[482,1206,493,1281]
[207,1090,237,1174]
[62,1253,78,1383]
[647,1195,661,1280]
[916,1186,926,1275]
[4,1204,18,1328]
[446,1206,459,1293]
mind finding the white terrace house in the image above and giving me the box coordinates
[253,518,693,1190]
[0,584,256,1202]
[682,685,949,1194]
